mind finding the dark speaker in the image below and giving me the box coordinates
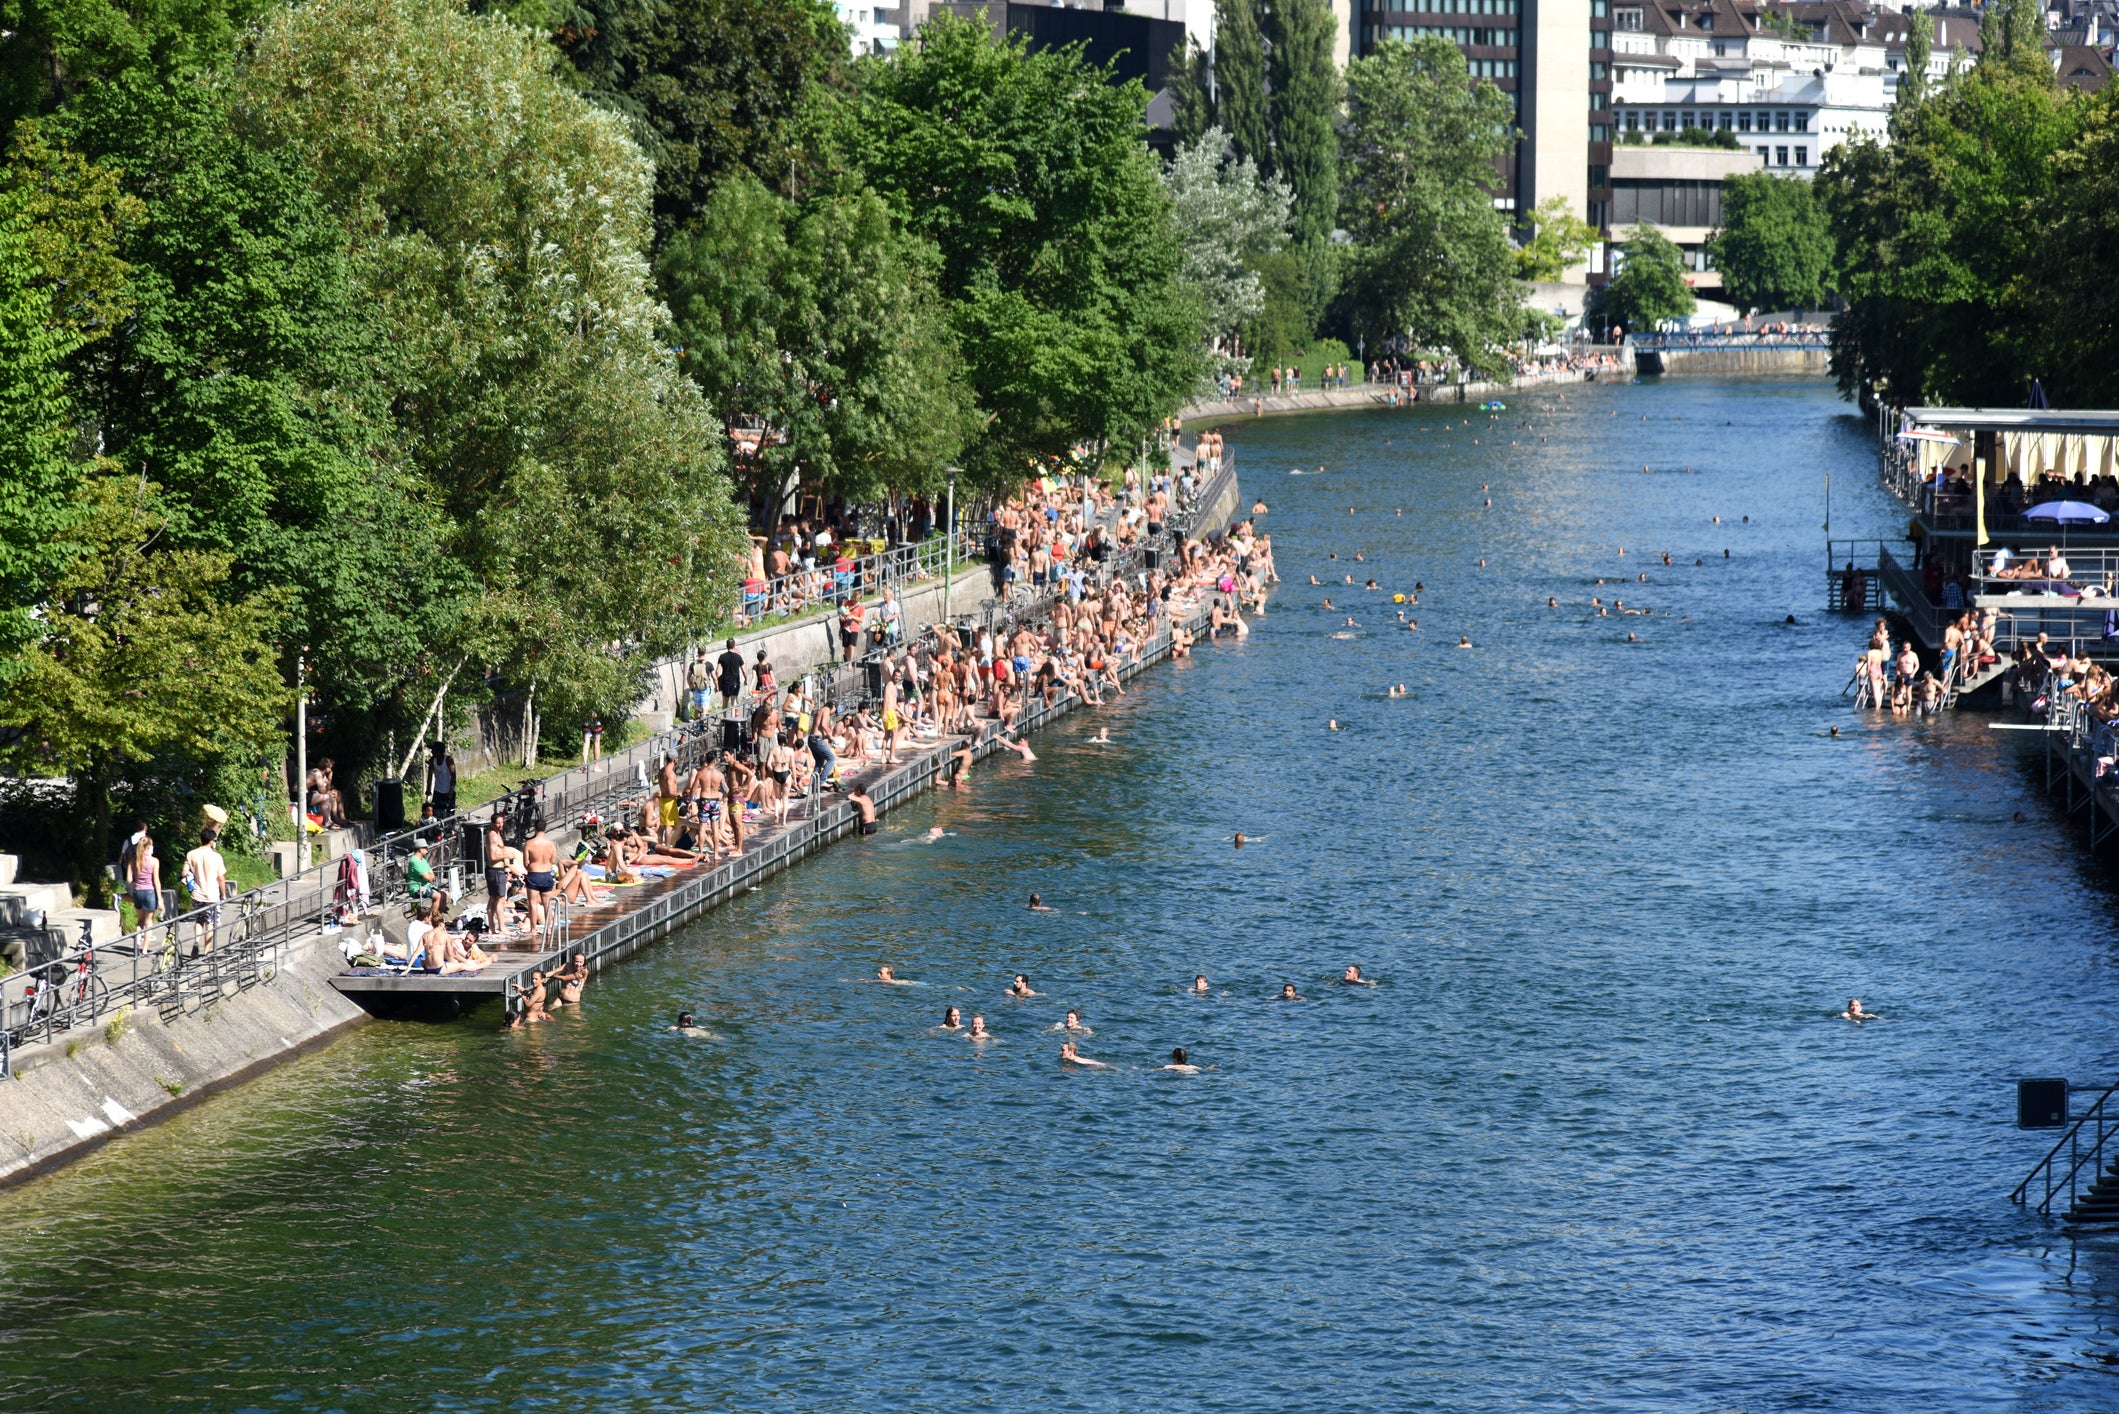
[461,820,489,871]
[720,718,743,754]
[1144,546,1162,571]
[375,778,406,833]
[865,661,885,698]
[957,623,978,652]
[2020,1077,2070,1129]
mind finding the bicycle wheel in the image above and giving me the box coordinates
[77,973,110,1023]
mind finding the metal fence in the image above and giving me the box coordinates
[738,528,985,628]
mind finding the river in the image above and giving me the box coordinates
[4,376,2119,1411]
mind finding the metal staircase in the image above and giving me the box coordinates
[2013,1080,2119,1222]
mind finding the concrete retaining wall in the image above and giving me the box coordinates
[1180,362,1627,424]
[0,933,366,1185]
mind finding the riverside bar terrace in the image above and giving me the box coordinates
[1836,406,2119,698]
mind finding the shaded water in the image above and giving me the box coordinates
[6,378,2119,1411]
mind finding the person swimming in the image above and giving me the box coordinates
[926,826,948,840]
[877,965,914,986]
[1164,1047,1199,1073]
[1279,983,1304,1001]
[1028,893,1054,911]
[966,1013,990,1040]
[1343,965,1375,986]
[1233,831,1246,847]
[672,1010,712,1037]
[1059,1040,1107,1068]
[1008,973,1040,998]
[942,1005,963,1030]
[1388,684,1406,697]
[1839,998,1883,1022]
[1192,974,1211,994]
[1457,636,1472,648]
[1053,1008,1089,1034]
[1089,728,1113,744]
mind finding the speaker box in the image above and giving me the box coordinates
[375,778,406,833]
[2020,1077,2070,1129]
[865,661,886,699]
[720,718,744,754]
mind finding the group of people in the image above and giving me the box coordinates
[117,814,231,951]
[1853,611,2002,712]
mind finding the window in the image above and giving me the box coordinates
[1615,5,1642,28]
[1755,110,1770,129]
[1792,112,1809,132]
[1591,91,1608,108]
[1588,164,1609,188]
[1794,146,1807,166]
[1592,27,1610,46]
[1588,199,1609,228]
[1757,145,1770,160]
[1591,0,1607,13]
[1738,111,1751,131]
[1680,111,1693,127]
[1591,60,1608,77]
[1624,110,1640,130]
[1775,145,1788,164]
[1661,110,1676,130]
[1774,111,1789,132]
[1699,10,1712,27]
[1590,122,1610,141]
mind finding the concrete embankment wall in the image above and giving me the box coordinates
[1638,347,1828,376]
[1180,362,1629,424]
[0,936,367,1186]
[0,487,1243,1188]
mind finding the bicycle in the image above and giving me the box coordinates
[23,947,110,1029]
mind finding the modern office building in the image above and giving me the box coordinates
[840,0,903,53]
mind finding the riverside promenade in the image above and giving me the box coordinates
[1180,358,1630,422]
[0,462,1247,1185]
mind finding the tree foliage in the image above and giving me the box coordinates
[1337,37,1520,373]
[1214,0,1269,171]
[1706,172,1831,313]
[1162,126,1291,369]
[1817,58,2078,403]
[837,14,1202,482]
[1514,195,1596,282]
[0,181,81,680]
[241,0,748,728]
[1600,225,1695,331]
[660,174,977,510]
[1264,0,1340,244]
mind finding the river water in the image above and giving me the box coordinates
[5,377,2119,1412]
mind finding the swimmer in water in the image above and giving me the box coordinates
[1839,998,1883,1022]
[1059,1040,1107,1068]
[1089,727,1113,744]
[1164,1047,1199,1073]
[1547,597,1557,608]
[1192,974,1211,994]
[1279,982,1304,1001]
[1028,893,1055,911]
[1388,684,1406,697]
[966,1013,990,1040]
[672,1010,712,1037]
[877,965,914,986]
[1457,636,1472,648]
[1328,720,1341,731]
[942,1006,963,1030]
[1054,1008,1090,1034]
[1343,965,1376,986]
[1309,574,1321,586]
[1234,831,1246,847]
[1322,598,1335,610]
[1829,726,1841,737]
[1008,973,1040,998]
[926,825,948,840]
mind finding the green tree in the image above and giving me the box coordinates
[1337,37,1520,373]
[242,0,749,732]
[1166,38,1217,150]
[1706,172,1831,313]
[1162,126,1292,371]
[1214,0,1269,170]
[837,14,1203,484]
[2031,85,2119,404]
[0,0,259,131]
[1895,9,1932,115]
[0,184,80,683]
[660,175,978,514]
[1817,60,2078,404]
[1600,225,1695,331]
[0,474,290,899]
[553,0,848,237]
[1265,0,1340,243]
[1514,195,1597,281]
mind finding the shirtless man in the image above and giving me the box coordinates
[1059,1040,1107,1068]
[522,821,557,935]
[1027,893,1055,912]
[947,739,975,790]
[1839,997,1883,1022]
[1007,973,1040,997]
[1164,1047,1199,1073]
[551,950,589,1007]
[1191,974,1210,994]
[181,825,229,953]
[1343,964,1375,986]
[484,811,510,937]
[722,753,754,854]
[848,785,879,835]
[876,965,913,985]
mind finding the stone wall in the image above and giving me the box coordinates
[1636,346,1828,377]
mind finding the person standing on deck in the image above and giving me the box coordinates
[716,638,746,710]
[522,822,557,936]
[485,811,510,935]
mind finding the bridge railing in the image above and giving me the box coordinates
[1629,330,1830,351]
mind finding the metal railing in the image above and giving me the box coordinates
[2015,1078,2119,1218]
[737,528,983,628]
[1630,330,1830,351]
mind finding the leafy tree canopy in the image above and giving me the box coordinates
[1514,195,1596,282]
[1162,126,1291,368]
[1706,172,1831,314]
[1599,224,1696,331]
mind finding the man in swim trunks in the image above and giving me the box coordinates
[848,785,878,835]
[522,821,557,935]
[658,754,683,846]
[484,811,510,936]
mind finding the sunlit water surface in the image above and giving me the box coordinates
[5,378,2119,1412]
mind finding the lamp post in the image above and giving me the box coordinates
[942,466,959,631]
[294,650,309,872]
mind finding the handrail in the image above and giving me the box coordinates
[1629,330,1830,351]
[738,528,983,628]
[2013,1077,2119,1217]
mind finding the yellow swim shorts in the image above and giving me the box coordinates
[659,796,679,827]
